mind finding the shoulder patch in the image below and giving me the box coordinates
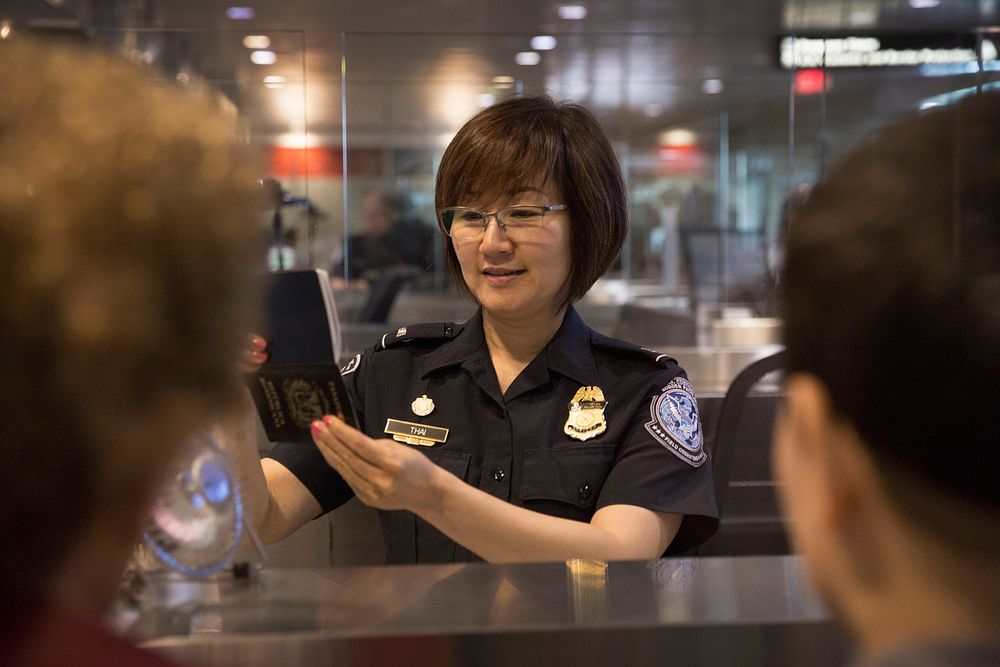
[340,353,362,376]
[590,332,677,368]
[380,322,461,350]
[644,376,706,467]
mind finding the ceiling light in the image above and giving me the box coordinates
[515,51,541,66]
[558,5,587,20]
[263,75,285,89]
[909,0,940,7]
[250,50,277,65]
[702,79,724,94]
[226,6,255,20]
[477,93,496,108]
[242,34,270,49]
[660,129,696,147]
[492,75,516,89]
[530,35,557,51]
[0,21,11,40]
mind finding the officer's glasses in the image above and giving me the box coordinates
[437,204,567,241]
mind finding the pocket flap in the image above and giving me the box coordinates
[520,444,616,508]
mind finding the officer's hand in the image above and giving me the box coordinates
[310,415,446,513]
[239,334,268,373]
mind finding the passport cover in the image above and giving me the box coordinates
[246,270,358,442]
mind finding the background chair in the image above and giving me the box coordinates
[358,265,418,323]
[612,303,696,347]
[696,350,789,556]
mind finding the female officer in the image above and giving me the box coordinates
[239,95,718,563]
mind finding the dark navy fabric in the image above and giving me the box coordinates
[267,307,718,564]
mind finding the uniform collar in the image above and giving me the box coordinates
[415,309,488,378]
[542,306,599,387]
[415,306,598,387]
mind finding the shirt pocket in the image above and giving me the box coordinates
[420,446,472,482]
[520,443,617,516]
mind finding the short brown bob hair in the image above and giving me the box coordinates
[435,95,627,305]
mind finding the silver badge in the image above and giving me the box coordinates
[411,394,435,417]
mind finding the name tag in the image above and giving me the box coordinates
[384,418,449,447]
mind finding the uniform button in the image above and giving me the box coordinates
[493,469,506,482]
[578,484,591,500]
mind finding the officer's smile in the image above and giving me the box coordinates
[482,267,526,286]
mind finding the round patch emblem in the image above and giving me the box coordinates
[643,377,706,467]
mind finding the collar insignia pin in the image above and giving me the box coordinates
[564,386,608,441]
[411,394,435,417]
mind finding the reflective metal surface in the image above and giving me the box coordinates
[129,556,850,666]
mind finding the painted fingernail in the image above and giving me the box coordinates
[323,415,335,426]
[251,336,266,350]
[311,420,324,435]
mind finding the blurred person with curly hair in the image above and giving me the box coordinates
[0,37,261,666]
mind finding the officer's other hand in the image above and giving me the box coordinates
[238,334,269,373]
[310,415,446,514]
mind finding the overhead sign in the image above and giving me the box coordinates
[778,33,998,69]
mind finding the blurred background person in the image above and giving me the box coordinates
[332,187,436,286]
[0,37,260,666]
[775,93,1000,666]
[261,177,297,271]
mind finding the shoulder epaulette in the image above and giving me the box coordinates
[379,322,462,350]
[590,331,678,368]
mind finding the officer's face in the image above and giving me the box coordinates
[453,181,572,321]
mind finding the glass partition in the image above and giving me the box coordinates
[99,26,998,348]
[337,29,998,342]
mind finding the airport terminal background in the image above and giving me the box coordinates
[3,1,999,664]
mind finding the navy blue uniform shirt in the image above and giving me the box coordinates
[267,307,718,563]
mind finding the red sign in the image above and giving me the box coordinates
[794,69,832,95]
[266,147,384,178]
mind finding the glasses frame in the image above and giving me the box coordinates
[437,204,567,238]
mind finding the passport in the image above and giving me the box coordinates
[246,269,359,442]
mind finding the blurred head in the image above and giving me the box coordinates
[361,188,403,236]
[435,96,627,319]
[775,94,1000,646]
[0,39,261,611]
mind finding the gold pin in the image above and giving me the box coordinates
[411,394,435,417]
[564,386,608,441]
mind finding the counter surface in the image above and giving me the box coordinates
[130,555,850,666]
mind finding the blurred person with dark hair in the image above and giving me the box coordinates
[233,95,717,564]
[0,38,260,665]
[333,188,436,284]
[775,94,1000,666]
